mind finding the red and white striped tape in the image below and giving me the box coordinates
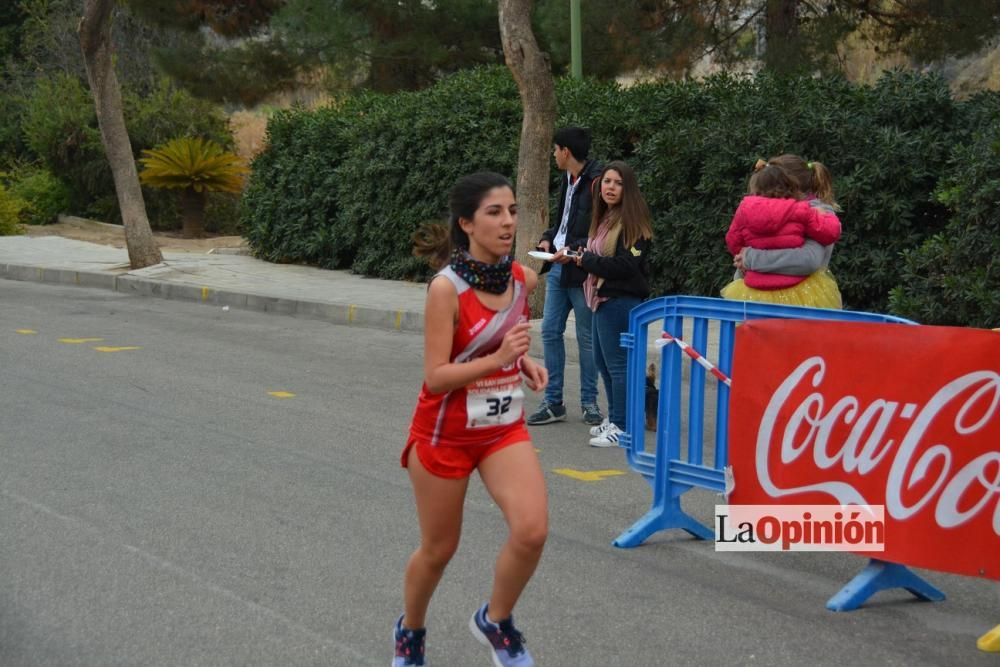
[654,332,732,387]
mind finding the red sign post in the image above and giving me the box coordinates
[728,320,1000,581]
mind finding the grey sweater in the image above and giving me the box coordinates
[735,239,832,279]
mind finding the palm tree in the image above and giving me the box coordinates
[139,137,249,238]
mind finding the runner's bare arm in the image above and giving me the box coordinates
[523,266,538,292]
[422,277,531,394]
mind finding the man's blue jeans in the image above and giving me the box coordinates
[540,264,598,408]
[593,296,641,429]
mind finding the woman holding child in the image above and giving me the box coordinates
[723,154,844,309]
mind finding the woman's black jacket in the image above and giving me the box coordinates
[579,236,652,300]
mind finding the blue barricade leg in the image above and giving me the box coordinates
[613,497,713,548]
[825,558,946,611]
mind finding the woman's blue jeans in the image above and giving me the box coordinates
[593,296,641,429]
[540,264,598,408]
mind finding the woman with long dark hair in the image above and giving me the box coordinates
[554,160,653,447]
[395,172,547,667]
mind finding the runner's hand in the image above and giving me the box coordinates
[493,323,531,367]
[520,357,548,392]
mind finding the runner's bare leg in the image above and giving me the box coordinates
[478,441,548,620]
[402,446,469,628]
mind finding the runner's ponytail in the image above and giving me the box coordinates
[412,222,451,271]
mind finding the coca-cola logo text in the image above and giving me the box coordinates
[756,357,1000,535]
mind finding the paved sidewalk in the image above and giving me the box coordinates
[0,235,428,326]
[3,236,678,362]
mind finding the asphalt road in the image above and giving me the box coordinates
[1,281,995,666]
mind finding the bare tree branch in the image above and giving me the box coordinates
[702,5,766,59]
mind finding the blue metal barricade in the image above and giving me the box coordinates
[611,296,944,611]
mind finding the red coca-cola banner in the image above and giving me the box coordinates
[728,320,1000,580]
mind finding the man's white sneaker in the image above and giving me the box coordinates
[589,417,611,437]
[589,423,622,448]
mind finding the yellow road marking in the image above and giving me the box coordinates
[348,304,356,323]
[268,391,296,398]
[201,287,210,301]
[15,329,38,335]
[552,468,626,482]
[395,310,403,330]
[979,624,1000,652]
[59,337,104,344]
[93,346,142,352]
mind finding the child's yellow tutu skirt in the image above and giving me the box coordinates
[721,269,843,310]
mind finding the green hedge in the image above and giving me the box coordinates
[0,182,26,235]
[889,102,1000,329]
[625,71,962,311]
[242,66,1000,323]
[244,68,522,275]
[7,167,71,225]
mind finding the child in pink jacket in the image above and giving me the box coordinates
[725,163,841,290]
[724,156,845,307]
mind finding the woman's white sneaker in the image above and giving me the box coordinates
[589,417,611,437]
[589,423,622,448]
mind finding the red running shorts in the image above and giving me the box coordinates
[400,426,532,479]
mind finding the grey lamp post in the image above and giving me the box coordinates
[570,0,582,78]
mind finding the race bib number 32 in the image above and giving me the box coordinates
[466,378,524,428]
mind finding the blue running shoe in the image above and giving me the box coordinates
[468,603,534,667]
[393,614,426,666]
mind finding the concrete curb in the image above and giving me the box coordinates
[1,263,118,290]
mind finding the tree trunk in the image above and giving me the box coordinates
[79,0,162,269]
[764,0,801,73]
[498,0,556,317]
[180,188,207,238]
